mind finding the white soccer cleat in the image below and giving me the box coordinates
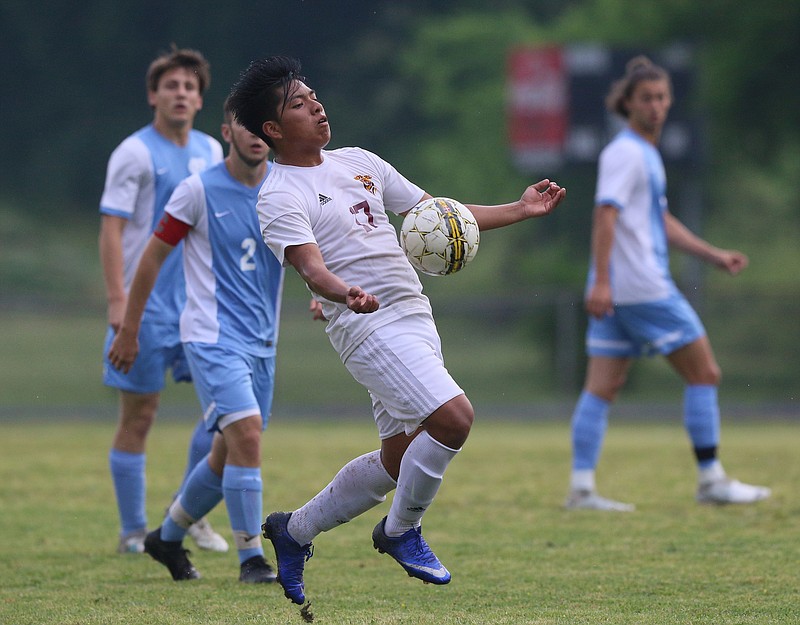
[564,489,635,512]
[117,529,146,554]
[696,477,771,505]
[187,517,229,552]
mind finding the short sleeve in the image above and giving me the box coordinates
[258,190,317,266]
[594,139,641,212]
[99,137,151,218]
[362,150,425,215]
[164,174,206,227]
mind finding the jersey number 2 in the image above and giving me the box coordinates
[240,238,257,271]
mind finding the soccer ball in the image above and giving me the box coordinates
[400,197,480,276]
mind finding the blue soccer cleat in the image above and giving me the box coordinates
[262,512,313,604]
[371,516,451,585]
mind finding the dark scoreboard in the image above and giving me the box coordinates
[507,43,700,172]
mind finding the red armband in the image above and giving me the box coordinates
[154,212,191,245]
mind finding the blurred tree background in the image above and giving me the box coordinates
[0,0,797,410]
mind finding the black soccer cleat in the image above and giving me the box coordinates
[143,527,201,581]
[239,555,278,583]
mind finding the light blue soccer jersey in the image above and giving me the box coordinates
[165,161,284,356]
[99,125,223,324]
[588,128,676,304]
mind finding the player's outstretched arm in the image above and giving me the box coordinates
[285,243,379,314]
[107,237,174,373]
[465,179,566,231]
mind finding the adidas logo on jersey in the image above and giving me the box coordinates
[319,194,332,206]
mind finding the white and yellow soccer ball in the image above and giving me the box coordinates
[400,197,480,276]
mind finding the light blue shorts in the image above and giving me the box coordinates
[184,342,274,433]
[586,292,706,358]
[344,313,464,439]
[102,322,191,393]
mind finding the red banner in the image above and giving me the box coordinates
[507,46,569,170]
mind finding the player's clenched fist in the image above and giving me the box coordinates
[346,286,379,314]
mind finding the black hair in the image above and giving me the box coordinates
[227,56,305,147]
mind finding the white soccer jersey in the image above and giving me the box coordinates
[99,125,223,322]
[165,161,283,356]
[258,147,431,360]
[589,128,677,304]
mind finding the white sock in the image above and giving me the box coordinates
[570,469,596,492]
[288,450,396,545]
[383,431,458,537]
[698,460,725,485]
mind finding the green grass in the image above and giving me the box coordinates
[1,418,797,624]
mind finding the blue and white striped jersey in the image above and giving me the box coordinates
[165,161,283,356]
[99,124,223,323]
[588,127,676,304]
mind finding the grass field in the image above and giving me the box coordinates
[1,417,797,624]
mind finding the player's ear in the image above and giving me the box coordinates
[263,120,281,142]
[220,122,232,143]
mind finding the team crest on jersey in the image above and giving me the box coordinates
[354,174,377,194]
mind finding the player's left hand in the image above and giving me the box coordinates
[309,298,326,321]
[715,249,748,275]
[520,179,567,218]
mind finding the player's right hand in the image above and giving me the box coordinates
[107,327,139,373]
[585,283,614,319]
[346,286,379,314]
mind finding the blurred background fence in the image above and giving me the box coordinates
[1,276,796,419]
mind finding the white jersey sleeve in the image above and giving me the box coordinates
[364,149,425,215]
[595,139,643,211]
[99,136,153,219]
[259,188,317,266]
[164,174,206,228]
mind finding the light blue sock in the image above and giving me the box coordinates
[684,384,720,469]
[109,449,146,534]
[571,391,610,470]
[180,418,214,491]
[162,458,223,542]
[223,465,264,564]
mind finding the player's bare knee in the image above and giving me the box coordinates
[425,397,473,449]
[451,407,474,439]
[119,412,155,440]
[589,376,625,402]
[237,430,262,463]
[698,366,721,386]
